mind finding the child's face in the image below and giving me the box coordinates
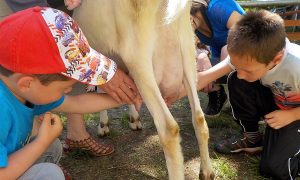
[230,53,277,82]
[24,78,77,105]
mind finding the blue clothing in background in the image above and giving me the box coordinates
[0,80,64,168]
[5,0,47,12]
[195,0,245,62]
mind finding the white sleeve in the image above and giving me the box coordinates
[224,56,235,70]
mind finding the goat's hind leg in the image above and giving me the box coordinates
[178,10,215,180]
[128,104,142,130]
[125,61,184,180]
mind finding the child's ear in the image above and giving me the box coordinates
[17,76,35,91]
[272,49,284,65]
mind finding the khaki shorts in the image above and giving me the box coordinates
[0,0,13,21]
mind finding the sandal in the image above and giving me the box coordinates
[58,164,72,180]
[63,136,114,156]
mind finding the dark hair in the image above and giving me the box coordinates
[190,0,209,16]
[0,65,69,85]
[227,10,286,65]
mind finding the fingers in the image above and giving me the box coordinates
[65,0,81,10]
[115,70,141,103]
[41,112,52,124]
[41,113,61,126]
[50,114,62,124]
[122,75,142,100]
[264,113,273,119]
[133,97,143,112]
[120,83,136,101]
[123,75,137,92]
[100,68,142,104]
[265,119,280,129]
[107,91,122,104]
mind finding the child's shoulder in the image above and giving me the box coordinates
[0,81,18,106]
[287,42,300,58]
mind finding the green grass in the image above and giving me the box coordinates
[59,92,269,179]
[213,155,238,179]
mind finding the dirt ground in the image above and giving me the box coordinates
[60,93,266,180]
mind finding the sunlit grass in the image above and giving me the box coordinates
[212,156,238,179]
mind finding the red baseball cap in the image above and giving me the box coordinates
[0,7,116,85]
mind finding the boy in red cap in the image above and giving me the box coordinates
[0,7,140,179]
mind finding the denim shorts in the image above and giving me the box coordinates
[18,139,64,180]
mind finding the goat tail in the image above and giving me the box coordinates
[164,0,189,24]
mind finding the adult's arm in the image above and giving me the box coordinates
[226,11,243,29]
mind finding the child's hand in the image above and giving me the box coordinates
[264,110,295,129]
[36,112,63,146]
[64,0,81,10]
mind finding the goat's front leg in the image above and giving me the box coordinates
[98,110,110,136]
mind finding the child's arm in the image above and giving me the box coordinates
[0,113,62,179]
[52,93,125,113]
[196,56,233,90]
[165,56,233,105]
[265,107,300,129]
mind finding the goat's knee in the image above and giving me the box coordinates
[160,121,180,147]
[166,122,180,137]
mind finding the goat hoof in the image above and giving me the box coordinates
[129,122,138,130]
[199,170,215,180]
[98,126,110,137]
[129,121,143,131]
[136,121,142,130]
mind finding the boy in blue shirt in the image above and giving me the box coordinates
[0,7,140,179]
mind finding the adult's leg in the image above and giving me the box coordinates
[65,83,114,156]
[260,120,300,179]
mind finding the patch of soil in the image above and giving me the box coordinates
[60,93,264,180]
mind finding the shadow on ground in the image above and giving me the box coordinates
[60,92,267,180]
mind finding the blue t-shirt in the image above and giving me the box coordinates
[0,80,64,168]
[195,0,245,59]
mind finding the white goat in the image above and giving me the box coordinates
[73,1,214,179]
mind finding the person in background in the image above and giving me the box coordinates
[190,0,245,117]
